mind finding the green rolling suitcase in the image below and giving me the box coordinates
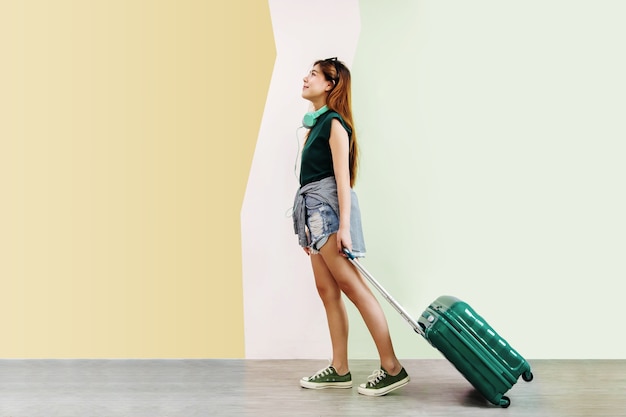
[343,249,533,408]
[418,295,533,407]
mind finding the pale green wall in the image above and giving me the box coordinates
[349,0,626,359]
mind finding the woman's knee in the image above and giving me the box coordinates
[334,270,373,304]
[315,280,342,304]
[336,279,360,301]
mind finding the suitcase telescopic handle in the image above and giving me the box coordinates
[342,248,425,337]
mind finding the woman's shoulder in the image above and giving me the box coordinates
[325,110,343,121]
[324,111,351,134]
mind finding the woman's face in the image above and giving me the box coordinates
[302,64,332,101]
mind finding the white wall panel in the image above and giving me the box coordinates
[242,0,361,359]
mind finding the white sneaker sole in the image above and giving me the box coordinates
[357,375,410,396]
[300,378,353,389]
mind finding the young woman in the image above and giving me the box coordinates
[292,57,410,396]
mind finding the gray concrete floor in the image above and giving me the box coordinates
[1,359,625,417]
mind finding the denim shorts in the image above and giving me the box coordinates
[304,194,366,257]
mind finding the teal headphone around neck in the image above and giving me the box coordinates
[302,105,329,129]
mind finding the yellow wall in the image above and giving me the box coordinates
[0,0,275,358]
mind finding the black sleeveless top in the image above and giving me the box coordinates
[299,111,352,186]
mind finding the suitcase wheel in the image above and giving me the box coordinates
[499,396,511,408]
[522,371,534,382]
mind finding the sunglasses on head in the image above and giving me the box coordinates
[323,57,339,83]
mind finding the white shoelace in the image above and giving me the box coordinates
[366,369,387,386]
[311,366,334,380]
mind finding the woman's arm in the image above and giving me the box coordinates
[329,118,352,255]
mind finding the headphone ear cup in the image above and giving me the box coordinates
[302,105,329,129]
[302,112,317,128]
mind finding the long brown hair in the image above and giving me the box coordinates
[315,57,359,188]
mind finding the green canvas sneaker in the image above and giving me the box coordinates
[300,365,353,389]
[357,367,410,396]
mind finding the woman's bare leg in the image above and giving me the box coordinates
[310,251,350,375]
[318,234,403,375]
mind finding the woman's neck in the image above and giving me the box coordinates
[311,99,327,111]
